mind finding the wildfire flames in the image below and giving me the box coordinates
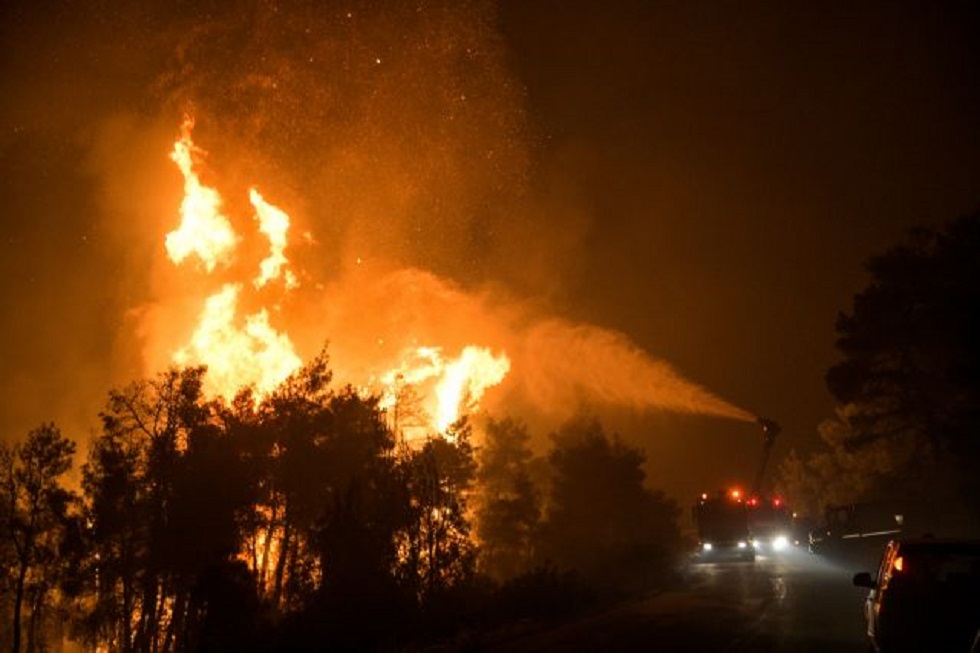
[163,117,510,436]
[151,114,754,447]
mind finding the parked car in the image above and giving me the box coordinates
[853,537,980,652]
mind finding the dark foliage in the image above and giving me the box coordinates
[0,424,77,653]
[537,416,683,595]
[825,212,980,519]
[781,212,980,531]
[2,358,684,651]
[475,417,540,582]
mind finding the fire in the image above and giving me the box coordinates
[162,116,509,425]
[172,284,302,398]
[250,188,298,289]
[433,346,510,432]
[166,117,238,272]
[379,346,510,438]
[165,119,302,398]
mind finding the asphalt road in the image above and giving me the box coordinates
[477,547,876,652]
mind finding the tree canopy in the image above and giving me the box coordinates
[1,355,685,651]
[782,211,980,530]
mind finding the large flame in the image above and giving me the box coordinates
[157,116,754,439]
[166,117,238,272]
[163,118,508,430]
[433,346,510,432]
[164,119,303,398]
[172,284,302,398]
[251,188,298,290]
[378,346,510,438]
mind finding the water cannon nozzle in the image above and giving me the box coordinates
[757,417,781,442]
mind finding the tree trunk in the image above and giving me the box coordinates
[121,571,134,653]
[11,561,27,653]
[271,513,292,609]
[258,500,279,596]
[25,585,45,653]
[136,579,159,653]
[162,589,185,653]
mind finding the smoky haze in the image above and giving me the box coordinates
[289,266,756,428]
[0,0,756,449]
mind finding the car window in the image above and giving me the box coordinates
[903,549,980,583]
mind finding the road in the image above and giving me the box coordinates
[476,547,877,652]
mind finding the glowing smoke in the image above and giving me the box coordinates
[292,265,755,424]
[13,1,757,436]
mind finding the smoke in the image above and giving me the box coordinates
[0,0,754,442]
[288,265,755,425]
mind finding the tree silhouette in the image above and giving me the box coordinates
[828,213,980,457]
[0,423,77,653]
[398,419,477,604]
[783,212,980,528]
[474,417,540,581]
[80,366,222,653]
[251,351,334,612]
[538,416,681,593]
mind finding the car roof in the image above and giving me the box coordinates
[892,538,980,553]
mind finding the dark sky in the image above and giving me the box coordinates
[497,0,980,498]
[2,1,979,502]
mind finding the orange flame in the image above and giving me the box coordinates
[379,345,510,438]
[173,284,301,398]
[165,119,301,399]
[250,188,298,289]
[433,346,510,432]
[163,117,509,420]
[166,117,238,272]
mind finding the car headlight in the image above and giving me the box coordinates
[772,535,789,551]
[702,542,713,552]
[737,541,747,549]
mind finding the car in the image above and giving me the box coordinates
[853,537,980,652]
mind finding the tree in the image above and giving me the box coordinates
[397,419,477,604]
[777,404,915,519]
[297,390,415,650]
[0,423,77,653]
[785,212,980,528]
[537,416,680,593]
[80,365,230,653]
[474,417,540,581]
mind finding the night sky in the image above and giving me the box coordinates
[2,0,979,503]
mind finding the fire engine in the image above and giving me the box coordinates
[694,488,755,561]
[694,417,791,560]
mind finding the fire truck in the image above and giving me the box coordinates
[694,417,789,560]
[694,488,756,561]
[746,494,793,552]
